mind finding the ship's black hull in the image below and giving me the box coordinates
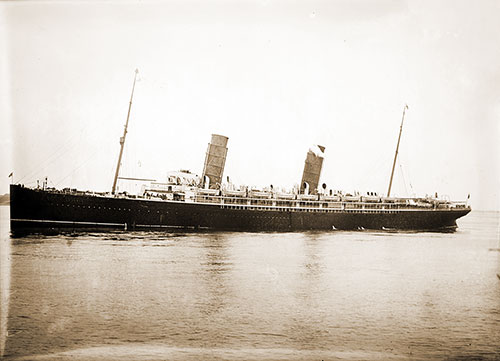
[10,185,470,236]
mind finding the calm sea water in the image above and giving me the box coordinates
[0,206,499,360]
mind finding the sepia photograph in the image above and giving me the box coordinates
[0,0,499,360]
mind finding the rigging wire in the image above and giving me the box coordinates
[399,164,409,197]
[17,72,144,189]
[54,146,103,188]
[398,151,416,197]
[16,125,87,184]
[405,164,415,196]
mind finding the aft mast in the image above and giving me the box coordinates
[112,69,139,194]
[387,104,408,197]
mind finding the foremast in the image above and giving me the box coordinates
[112,69,139,195]
[387,104,408,197]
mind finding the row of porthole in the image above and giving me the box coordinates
[227,214,288,220]
[51,203,399,215]
[221,206,400,214]
[54,203,143,212]
[222,206,329,213]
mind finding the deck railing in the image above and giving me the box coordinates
[24,185,469,212]
[192,194,468,211]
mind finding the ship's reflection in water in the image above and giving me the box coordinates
[1,207,499,361]
[199,235,232,317]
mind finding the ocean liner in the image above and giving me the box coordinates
[10,72,470,235]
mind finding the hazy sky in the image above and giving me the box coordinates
[1,0,499,210]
